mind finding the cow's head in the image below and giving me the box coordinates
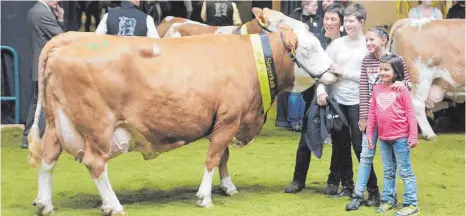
[252,7,334,92]
[252,7,309,32]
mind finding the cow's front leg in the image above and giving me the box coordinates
[88,161,125,216]
[197,116,240,207]
[218,148,239,196]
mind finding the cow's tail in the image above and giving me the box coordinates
[387,18,410,52]
[28,38,57,168]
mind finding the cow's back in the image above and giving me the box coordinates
[391,19,465,90]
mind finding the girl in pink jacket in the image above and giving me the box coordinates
[366,53,419,216]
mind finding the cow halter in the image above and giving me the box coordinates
[256,19,273,33]
[279,32,321,79]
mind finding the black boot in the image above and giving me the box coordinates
[284,149,310,194]
[21,136,28,149]
[346,193,364,211]
[365,187,381,207]
[323,183,339,195]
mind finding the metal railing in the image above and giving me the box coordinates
[1,45,20,124]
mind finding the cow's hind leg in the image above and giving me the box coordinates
[197,113,240,207]
[33,125,62,216]
[218,148,239,196]
[412,75,437,140]
[83,132,125,215]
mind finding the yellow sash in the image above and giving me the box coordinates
[249,34,273,112]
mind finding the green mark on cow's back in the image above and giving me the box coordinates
[84,40,111,50]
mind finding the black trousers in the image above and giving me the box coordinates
[23,82,45,141]
[290,86,340,184]
[326,104,378,190]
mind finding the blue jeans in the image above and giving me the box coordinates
[380,138,418,206]
[354,131,380,196]
[354,129,396,196]
[287,92,305,127]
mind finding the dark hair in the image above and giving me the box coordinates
[344,3,367,21]
[367,26,390,42]
[324,3,345,25]
[380,54,405,82]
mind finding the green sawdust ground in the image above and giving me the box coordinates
[1,106,464,216]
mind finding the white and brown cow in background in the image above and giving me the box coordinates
[389,18,465,140]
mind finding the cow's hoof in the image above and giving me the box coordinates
[424,133,437,140]
[220,186,239,196]
[197,199,213,208]
[33,199,54,216]
[34,202,54,216]
[101,206,125,216]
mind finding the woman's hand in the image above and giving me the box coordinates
[391,81,405,91]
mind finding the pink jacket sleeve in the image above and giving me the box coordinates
[366,87,378,141]
[401,88,418,144]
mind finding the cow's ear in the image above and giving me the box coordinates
[284,30,298,51]
[252,7,268,27]
[252,7,263,19]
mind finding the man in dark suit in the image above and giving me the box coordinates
[23,0,65,148]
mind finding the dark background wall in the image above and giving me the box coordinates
[1,1,79,124]
[1,1,37,124]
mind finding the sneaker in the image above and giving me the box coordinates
[376,202,394,213]
[289,122,302,132]
[323,184,339,195]
[284,180,305,194]
[346,193,364,211]
[335,186,353,198]
[323,136,332,144]
[395,205,420,216]
[365,187,381,207]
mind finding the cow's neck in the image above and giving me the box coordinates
[246,20,265,34]
[268,33,295,93]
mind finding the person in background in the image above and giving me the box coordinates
[322,0,336,12]
[408,0,443,20]
[170,0,193,19]
[95,0,160,38]
[446,0,465,19]
[200,0,242,26]
[290,0,323,36]
[23,0,66,148]
[285,0,325,132]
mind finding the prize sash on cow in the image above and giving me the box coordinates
[235,24,248,35]
[249,33,278,113]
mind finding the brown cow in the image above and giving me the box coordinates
[389,18,465,140]
[28,17,334,215]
